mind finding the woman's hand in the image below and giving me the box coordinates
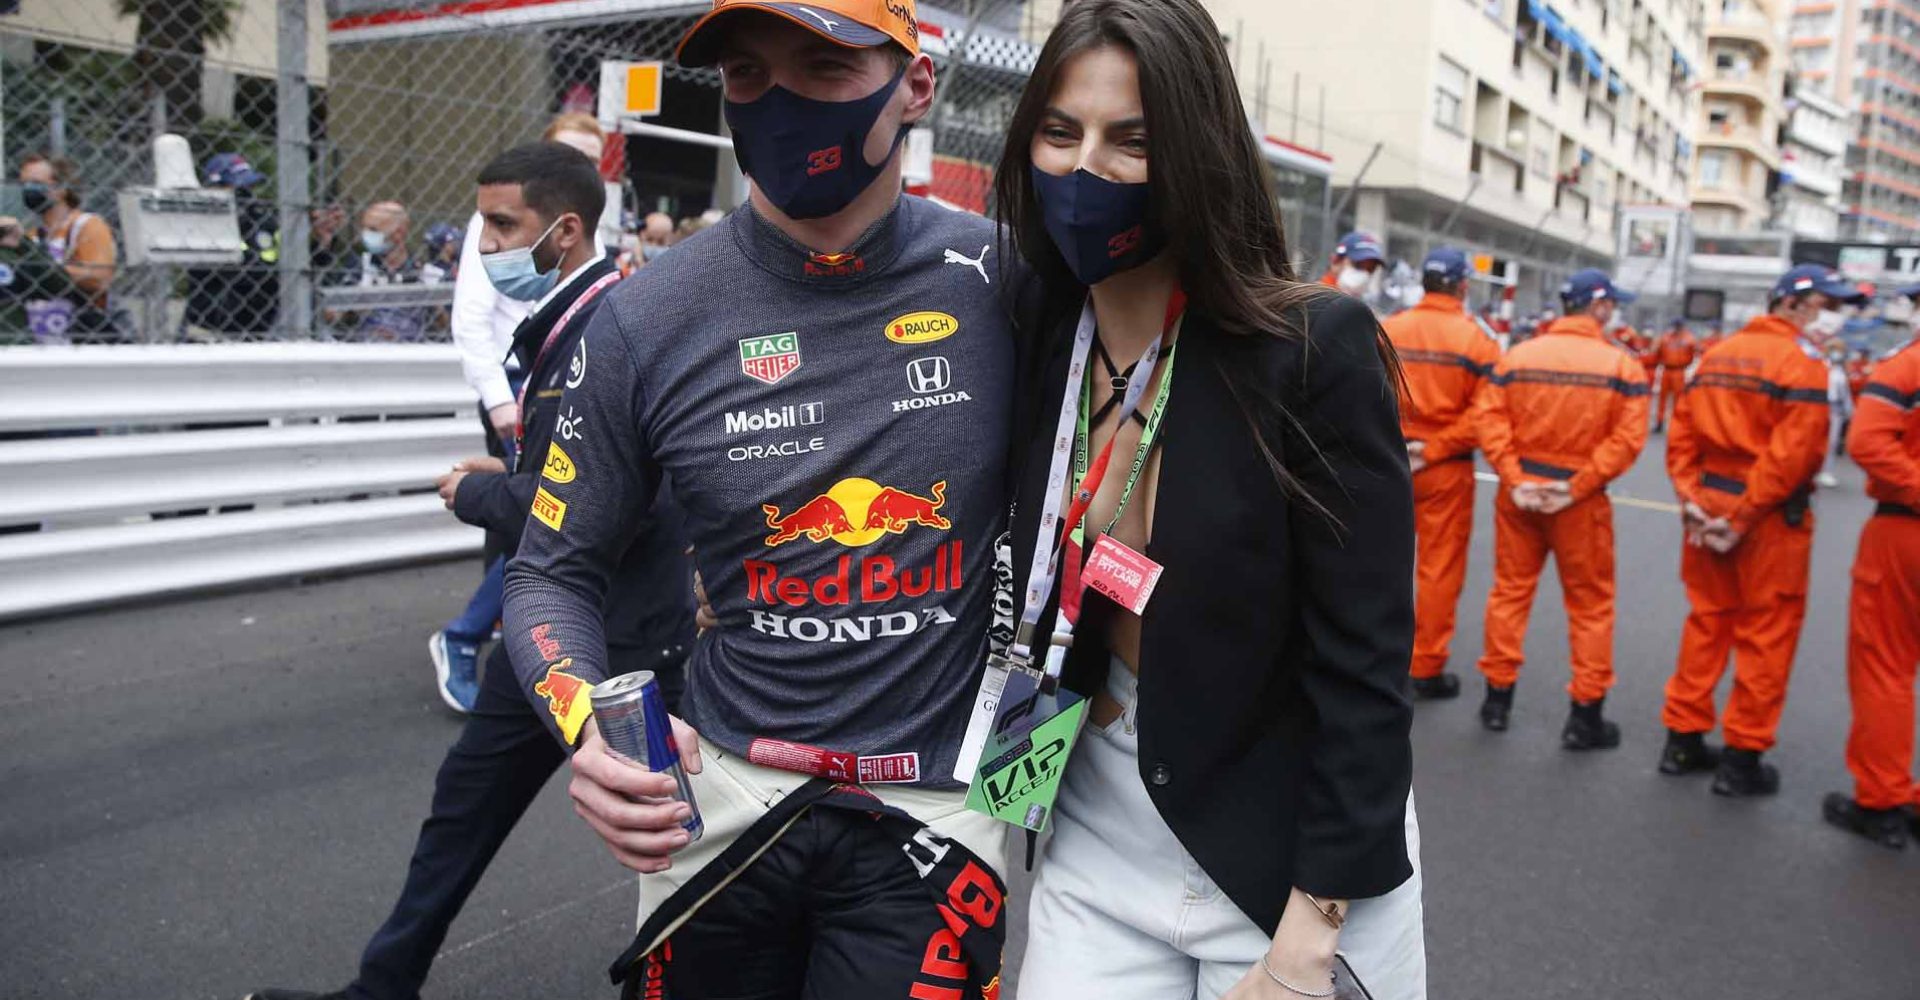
[1222,887,1341,998]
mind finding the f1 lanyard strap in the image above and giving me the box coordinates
[515,269,621,446]
[1012,288,1186,665]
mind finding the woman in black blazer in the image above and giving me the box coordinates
[994,2,1424,998]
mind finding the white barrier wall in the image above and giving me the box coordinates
[0,344,487,621]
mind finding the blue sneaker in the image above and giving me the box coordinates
[429,629,480,713]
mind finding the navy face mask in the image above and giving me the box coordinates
[1028,166,1162,286]
[725,66,910,221]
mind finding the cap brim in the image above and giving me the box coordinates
[1896,284,1920,300]
[677,2,892,67]
[234,169,266,188]
[1348,249,1385,264]
[1812,280,1866,304]
[1611,288,1638,304]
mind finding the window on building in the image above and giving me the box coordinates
[1435,57,1469,131]
[1700,150,1728,186]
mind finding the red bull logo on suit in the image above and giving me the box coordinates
[750,478,962,643]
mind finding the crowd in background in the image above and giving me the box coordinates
[0,133,723,345]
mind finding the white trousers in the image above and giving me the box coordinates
[1017,661,1428,1000]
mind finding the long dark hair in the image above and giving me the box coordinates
[994,0,1396,518]
[994,0,1325,340]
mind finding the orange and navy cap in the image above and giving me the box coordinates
[677,0,921,68]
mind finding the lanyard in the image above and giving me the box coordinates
[1071,340,1177,544]
[515,269,621,447]
[1011,288,1185,668]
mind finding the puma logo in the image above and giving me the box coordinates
[794,6,841,32]
[944,244,991,284]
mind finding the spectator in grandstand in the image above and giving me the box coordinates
[420,222,463,284]
[3,152,120,342]
[339,200,435,341]
[184,152,281,338]
[674,211,718,243]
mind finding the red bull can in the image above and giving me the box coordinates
[590,670,703,841]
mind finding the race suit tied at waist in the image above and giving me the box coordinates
[610,777,1008,1000]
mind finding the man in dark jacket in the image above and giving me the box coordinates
[244,142,693,1000]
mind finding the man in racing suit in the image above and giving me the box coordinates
[502,2,1021,996]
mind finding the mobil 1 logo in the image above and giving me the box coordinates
[726,400,827,463]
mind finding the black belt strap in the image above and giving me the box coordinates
[1520,458,1576,480]
[1878,502,1918,518]
[1701,472,1747,496]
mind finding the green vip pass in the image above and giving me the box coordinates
[965,665,1088,832]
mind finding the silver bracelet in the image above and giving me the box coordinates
[1260,954,1337,998]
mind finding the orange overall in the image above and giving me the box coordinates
[1654,328,1698,429]
[1475,315,1651,702]
[1844,342,1920,809]
[1660,316,1830,752]
[1383,292,1501,678]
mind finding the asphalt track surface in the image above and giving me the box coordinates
[4,444,1918,1000]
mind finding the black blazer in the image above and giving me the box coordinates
[1007,291,1416,936]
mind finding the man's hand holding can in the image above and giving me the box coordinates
[569,713,704,874]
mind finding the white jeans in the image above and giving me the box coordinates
[1018,660,1428,1000]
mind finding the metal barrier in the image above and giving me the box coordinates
[0,344,485,620]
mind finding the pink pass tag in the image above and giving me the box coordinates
[1082,535,1164,616]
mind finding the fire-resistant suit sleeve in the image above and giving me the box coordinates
[1850,351,1920,509]
[502,306,663,748]
[1729,352,1830,534]
[1666,373,1704,508]
[1285,295,1416,900]
[1567,357,1650,502]
[1419,335,1499,465]
[1472,355,1526,485]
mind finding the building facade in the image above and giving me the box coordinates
[1788,0,1920,241]
[1195,0,1705,312]
[1780,81,1849,239]
[1690,0,1789,233]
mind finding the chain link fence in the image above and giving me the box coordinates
[0,0,1334,344]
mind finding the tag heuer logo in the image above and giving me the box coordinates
[740,332,802,385]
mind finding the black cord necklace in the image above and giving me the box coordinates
[1089,337,1162,429]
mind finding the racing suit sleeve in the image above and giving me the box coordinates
[1848,353,1920,508]
[1665,374,1704,508]
[1285,295,1415,900]
[452,216,515,412]
[1420,336,1498,464]
[501,306,662,748]
[1472,356,1525,484]
[1730,354,1830,534]
[1567,358,1650,502]
[451,469,538,552]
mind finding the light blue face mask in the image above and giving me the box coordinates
[479,216,564,302]
[360,228,388,255]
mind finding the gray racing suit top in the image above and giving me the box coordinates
[503,196,1017,787]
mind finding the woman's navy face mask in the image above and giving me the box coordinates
[724,65,910,221]
[1028,166,1163,287]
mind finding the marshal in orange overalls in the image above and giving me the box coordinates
[1475,315,1650,702]
[1659,315,1830,752]
[1654,327,1698,431]
[1382,292,1500,679]
[1842,341,1920,811]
